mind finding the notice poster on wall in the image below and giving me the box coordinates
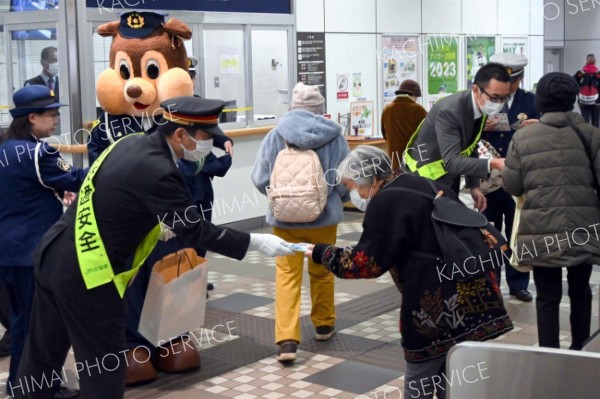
[501,37,528,57]
[466,37,495,88]
[220,55,240,74]
[427,37,458,96]
[381,36,419,107]
[336,73,349,100]
[297,32,326,101]
[349,100,374,137]
[352,73,363,99]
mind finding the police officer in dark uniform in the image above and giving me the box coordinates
[0,85,86,398]
[483,53,539,302]
[14,96,292,399]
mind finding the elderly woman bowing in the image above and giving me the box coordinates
[308,146,513,399]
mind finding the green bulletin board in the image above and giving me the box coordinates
[427,37,458,95]
[467,37,496,88]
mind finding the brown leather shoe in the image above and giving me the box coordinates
[152,336,200,373]
[125,346,157,386]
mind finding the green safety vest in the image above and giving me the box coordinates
[404,114,487,180]
[75,133,161,298]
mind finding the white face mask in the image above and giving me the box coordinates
[480,100,504,116]
[350,187,372,212]
[181,136,212,162]
[47,62,59,76]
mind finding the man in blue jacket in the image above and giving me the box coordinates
[483,53,539,302]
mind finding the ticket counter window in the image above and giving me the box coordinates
[251,29,289,120]
[9,28,61,134]
[203,28,246,126]
[9,1,58,12]
[10,29,58,94]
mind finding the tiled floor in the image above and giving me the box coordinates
[1,211,599,398]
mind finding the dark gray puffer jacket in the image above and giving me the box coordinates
[504,111,600,267]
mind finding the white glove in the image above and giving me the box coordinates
[247,233,294,257]
[159,223,177,242]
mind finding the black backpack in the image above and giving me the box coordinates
[575,71,600,105]
[392,179,508,282]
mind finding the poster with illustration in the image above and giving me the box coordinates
[381,36,419,107]
[466,37,495,88]
[349,101,374,137]
[336,73,349,100]
[352,73,362,98]
[427,36,458,96]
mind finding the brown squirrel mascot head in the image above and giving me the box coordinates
[96,11,193,117]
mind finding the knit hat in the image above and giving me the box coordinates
[395,79,422,97]
[535,72,580,114]
[289,82,325,114]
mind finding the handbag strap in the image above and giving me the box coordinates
[540,119,599,187]
[176,249,196,277]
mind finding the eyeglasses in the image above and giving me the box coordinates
[477,85,510,103]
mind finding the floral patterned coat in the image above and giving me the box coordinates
[312,173,513,362]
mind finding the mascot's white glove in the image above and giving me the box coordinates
[159,223,177,242]
[247,233,294,257]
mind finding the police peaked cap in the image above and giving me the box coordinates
[160,96,226,137]
[10,85,67,119]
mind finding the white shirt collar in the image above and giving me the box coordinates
[471,91,482,119]
[507,90,517,109]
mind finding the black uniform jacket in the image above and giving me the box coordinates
[34,131,250,276]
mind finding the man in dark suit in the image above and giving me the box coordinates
[482,53,539,302]
[404,63,511,211]
[24,47,59,100]
[13,96,292,399]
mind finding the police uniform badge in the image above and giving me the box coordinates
[57,158,72,172]
[127,13,145,29]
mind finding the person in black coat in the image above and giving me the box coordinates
[13,96,292,399]
[309,146,513,399]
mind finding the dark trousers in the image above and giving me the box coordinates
[0,267,34,389]
[580,104,599,127]
[532,264,593,350]
[483,189,530,292]
[0,281,11,351]
[15,232,126,399]
[0,281,10,330]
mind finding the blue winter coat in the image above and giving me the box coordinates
[0,137,87,266]
[251,109,350,229]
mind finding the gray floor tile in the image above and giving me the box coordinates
[303,359,401,394]
[208,293,274,313]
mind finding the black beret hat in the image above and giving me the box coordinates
[535,72,580,114]
[160,96,226,136]
[395,79,422,97]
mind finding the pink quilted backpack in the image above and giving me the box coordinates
[266,146,328,223]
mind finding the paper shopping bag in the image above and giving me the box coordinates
[138,248,208,346]
[509,196,532,273]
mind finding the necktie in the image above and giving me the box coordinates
[47,77,54,91]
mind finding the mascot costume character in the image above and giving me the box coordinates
[87,11,193,162]
[86,11,213,386]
